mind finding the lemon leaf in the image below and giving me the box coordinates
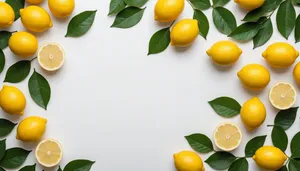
[276,0,296,39]
[185,134,214,153]
[122,0,147,7]
[205,152,236,170]
[288,159,300,171]
[108,0,126,15]
[0,119,17,137]
[295,15,300,43]
[212,0,230,7]
[4,60,31,83]
[193,9,209,39]
[228,158,248,171]
[63,160,95,171]
[19,164,36,171]
[277,165,288,171]
[229,22,261,41]
[0,31,12,49]
[111,7,145,28]
[291,132,300,158]
[272,126,288,152]
[188,0,211,10]
[253,18,273,48]
[148,27,170,55]
[0,50,5,74]
[212,7,237,35]
[208,97,241,118]
[0,148,31,169]
[244,135,267,157]
[274,107,298,130]
[0,140,6,161]
[5,0,24,21]
[0,168,4,171]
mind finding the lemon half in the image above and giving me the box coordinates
[269,82,296,110]
[213,123,242,151]
[35,138,63,167]
[38,43,65,71]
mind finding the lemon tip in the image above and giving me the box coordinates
[262,51,267,58]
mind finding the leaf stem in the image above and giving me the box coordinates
[30,57,37,62]
[186,0,196,10]
[266,10,276,19]
[267,124,275,127]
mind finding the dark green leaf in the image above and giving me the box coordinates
[208,96,241,118]
[19,164,36,171]
[148,27,170,55]
[0,31,12,49]
[193,9,209,39]
[245,135,267,157]
[0,119,17,137]
[0,140,6,161]
[57,166,62,171]
[0,148,31,169]
[111,7,145,28]
[228,158,248,171]
[213,0,230,7]
[122,0,147,7]
[272,126,288,152]
[274,107,298,130]
[64,160,95,171]
[28,70,51,110]
[185,134,214,153]
[0,168,4,171]
[295,15,300,43]
[4,60,31,83]
[276,0,296,39]
[5,0,24,20]
[229,22,261,41]
[253,19,273,48]
[289,159,300,171]
[109,0,126,15]
[205,152,236,170]
[0,49,5,74]
[277,165,288,171]
[66,10,97,37]
[189,0,211,10]
[291,132,300,158]
[212,7,237,35]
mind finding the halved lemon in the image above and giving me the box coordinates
[213,123,242,152]
[37,43,65,71]
[269,82,297,110]
[35,138,63,167]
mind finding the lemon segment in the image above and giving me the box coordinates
[269,82,296,110]
[38,43,65,71]
[35,139,63,167]
[213,123,242,151]
[0,2,15,28]
[154,0,184,22]
[173,151,205,171]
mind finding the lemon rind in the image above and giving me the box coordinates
[37,42,65,71]
[269,82,297,110]
[35,138,63,167]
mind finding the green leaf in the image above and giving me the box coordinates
[0,168,4,171]
[122,0,147,7]
[111,7,145,28]
[0,31,13,49]
[205,152,236,170]
[64,160,95,171]
[245,135,267,157]
[276,0,296,39]
[0,140,6,161]
[212,0,230,7]
[189,0,211,10]
[272,126,288,152]
[253,19,273,48]
[66,10,97,37]
[274,107,298,130]
[0,119,17,137]
[295,15,300,43]
[108,0,126,15]
[0,49,5,74]
[4,60,31,83]
[277,165,288,171]
[28,70,51,110]
[212,7,237,35]
[148,27,170,55]
[19,164,36,171]
[229,22,260,41]
[291,132,300,158]
[228,158,248,171]
[193,9,209,39]
[289,159,300,171]
[57,166,62,171]
[185,134,214,153]
[208,97,241,118]
[0,148,31,169]
[5,0,24,20]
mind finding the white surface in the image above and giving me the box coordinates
[1,0,300,171]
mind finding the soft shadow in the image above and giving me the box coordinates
[238,83,265,96]
[171,44,194,53]
[209,60,235,72]
[17,141,38,150]
[269,67,289,74]
[2,112,21,123]
[155,21,172,28]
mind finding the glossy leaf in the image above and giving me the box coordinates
[212,7,236,35]
[229,22,260,41]
[5,0,24,20]
[289,159,300,171]
[64,160,95,171]
[274,107,298,130]
[253,19,273,48]
[276,0,296,39]
[0,119,17,137]
[0,49,5,74]
[208,97,241,118]
[19,164,36,171]
[108,0,126,15]
[228,158,248,171]
[245,135,267,157]
[0,148,31,169]
[4,60,31,83]
[277,165,288,171]
[0,31,12,49]
[205,152,236,170]
[189,0,211,10]
[111,7,145,28]
[122,0,147,7]
[212,0,230,7]
[185,134,214,153]
[295,15,300,43]
[291,132,300,158]
[0,140,6,161]
[272,126,288,152]
[193,9,209,39]
[148,27,170,55]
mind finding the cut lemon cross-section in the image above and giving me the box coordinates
[38,43,65,71]
[213,123,242,152]
[269,82,297,110]
[35,138,63,167]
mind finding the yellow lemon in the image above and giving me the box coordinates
[253,146,287,170]
[207,40,242,66]
[237,64,270,90]
[0,85,26,115]
[170,19,199,47]
[154,0,184,22]
[234,0,264,10]
[174,151,205,171]
[262,42,299,68]
[36,139,63,167]
[240,97,266,131]
[17,116,47,142]
[48,0,75,18]
[26,0,44,5]
[9,31,38,58]
[38,43,65,71]
[20,6,53,32]
[293,62,300,85]
[213,123,242,151]
[0,2,15,28]
[269,82,296,110]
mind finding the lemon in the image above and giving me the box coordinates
[213,123,242,151]
[234,0,264,10]
[207,40,242,66]
[293,62,300,85]
[262,42,299,68]
[154,0,184,22]
[48,0,75,18]
[170,19,199,47]
[9,31,38,58]
[36,138,63,167]
[16,116,47,142]
[237,64,270,90]
[20,6,53,32]
[0,2,15,28]
[269,82,296,110]
[174,151,205,171]
[26,0,44,5]
[240,97,266,131]
[0,85,26,115]
[253,146,287,170]
[38,43,65,71]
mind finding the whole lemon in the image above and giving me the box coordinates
[154,0,184,22]
[262,42,299,68]
[234,0,264,10]
[240,97,266,131]
[207,40,242,66]
[20,6,53,32]
[48,0,75,18]
[0,2,15,28]
[237,64,270,90]
[17,116,47,142]
[0,85,26,115]
[253,146,287,170]
[170,19,199,47]
[174,151,205,171]
[26,0,44,5]
[293,62,300,85]
[9,31,38,58]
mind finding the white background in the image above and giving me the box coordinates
[1,0,300,171]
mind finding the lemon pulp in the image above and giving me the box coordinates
[213,123,242,151]
[38,43,65,71]
[269,82,296,110]
[35,138,63,167]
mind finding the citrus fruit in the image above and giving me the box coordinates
[0,2,15,28]
[262,42,299,68]
[170,19,199,47]
[0,85,26,115]
[26,0,44,5]
[240,97,266,131]
[207,40,242,66]
[234,0,264,10]
[35,138,63,167]
[16,116,47,142]
[269,82,296,110]
[213,123,242,151]
[237,64,270,90]
[154,0,184,22]
[293,62,300,85]
[38,43,65,71]
[9,31,38,58]
[20,6,53,32]
[173,151,205,171]
[253,146,287,170]
[48,0,75,18]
